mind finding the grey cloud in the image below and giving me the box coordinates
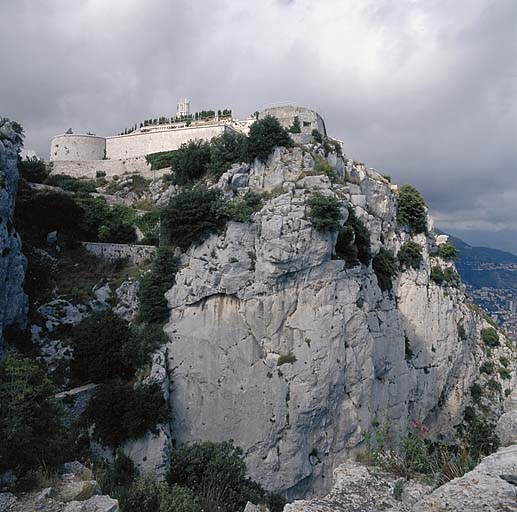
[1,0,516,251]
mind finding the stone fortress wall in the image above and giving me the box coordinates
[50,134,106,161]
[105,124,232,160]
[48,105,327,178]
[259,105,327,136]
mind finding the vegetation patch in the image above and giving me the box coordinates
[430,266,459,287]
[397,185,427,234]
[437,242,458,261]
[373,247,398,291]
[277,352,297,365]
[145,150,175,171]
[398,241,423,271]
[481,327,499,348]
[247,115,292,163]
[335,209,371,267]
[81,379,166,447]
[307,193,342,231]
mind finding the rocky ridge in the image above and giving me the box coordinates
[0,120,28,351]
[155,145,516,496]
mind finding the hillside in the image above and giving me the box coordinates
[1,112,516,511]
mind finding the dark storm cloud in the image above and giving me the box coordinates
[1,0,516,250]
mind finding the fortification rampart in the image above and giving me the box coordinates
[50,134,106,161]
[105,124,232,160]
[259,105,327,136]
[81,242,156,264]
[49,157,170,179]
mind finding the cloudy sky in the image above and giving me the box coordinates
[1,0,516,252]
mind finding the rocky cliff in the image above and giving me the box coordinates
[157,145,515,496]
[0,119,28,350]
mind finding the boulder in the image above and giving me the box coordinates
[63,495,119,512]
[0,492,17,511]
[59,481,100,503]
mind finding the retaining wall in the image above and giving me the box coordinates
[81,242,157,264]
[50,157,170,179]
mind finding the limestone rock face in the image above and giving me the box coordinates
[0,120,28,350]
[413,445,517,512]
[161,147,516,495]
[496,389,517,447]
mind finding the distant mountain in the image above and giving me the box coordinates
[448,234,517,290]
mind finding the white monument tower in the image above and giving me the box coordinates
[176,98,190,119]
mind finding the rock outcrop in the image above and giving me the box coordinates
[0,119,28,350]
[160,146,515,495]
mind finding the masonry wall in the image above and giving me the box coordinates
[260,106,327,136]
[105,124,230,159]
[50,134,106,161]
[49,157,165,179]
[81,242,157,264]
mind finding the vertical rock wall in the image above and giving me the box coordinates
[0,120,28,350]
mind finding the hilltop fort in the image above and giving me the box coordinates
[49,101,327,178]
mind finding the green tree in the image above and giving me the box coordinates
[0,353,65,473]
[307,193,342,230]
[335,209,371,266]
[289,116,301,133]
[18,157,48,183]
[397,185,427,234]
[247,115,292,163]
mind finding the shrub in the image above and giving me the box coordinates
[289,116,301,133]
[373,247,398,291]
[458,323,467,341]
[18,157,48,183]
[139,246,179,324]
[480,361,494,374]
[335,209,371,267]
[430,266,459,287]
[277,352,297,365]
[170,140,211,185]
[398,241,423,270]
[307,193,342,230]
[70,310,136,384]
[437,242,458,260]
[311,129,323,144]
[486,378,502,393]
[481,327,499,348]
[217,192,263,223]
[470,382,482,402]
[168,441,284,512]
[76,195,137,243]
[116,476,199,512]
[463,413,499,461]
[81,380,167,447]
[145,150,175,171]
[314,156,338,182]
[209,131,249,179]
[135,209,160,245]
[397,185,427,234]
[21,191,84,231]
[247,115,292,163]
[498,367,511,380]
[0,353,65,473]
[45,174,98,193]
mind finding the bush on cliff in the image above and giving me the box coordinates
[430,266,459,287]
[373,247,398,291]
[18,157,48,183]
[398,241,423,270]
[0,352,65,473]
[247,115,292,163]
[209,131,249,179]
[480,327,499,347]
[437,242,458,260]
[307,193,342,230]
[170,140,211,185]
[81,379,167,447]
[397,185,427,234]
[70,310,137,384]
[45,174,98,193]
[139,246,179,324]
[168,441,285,512]
[335,209,371,266]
